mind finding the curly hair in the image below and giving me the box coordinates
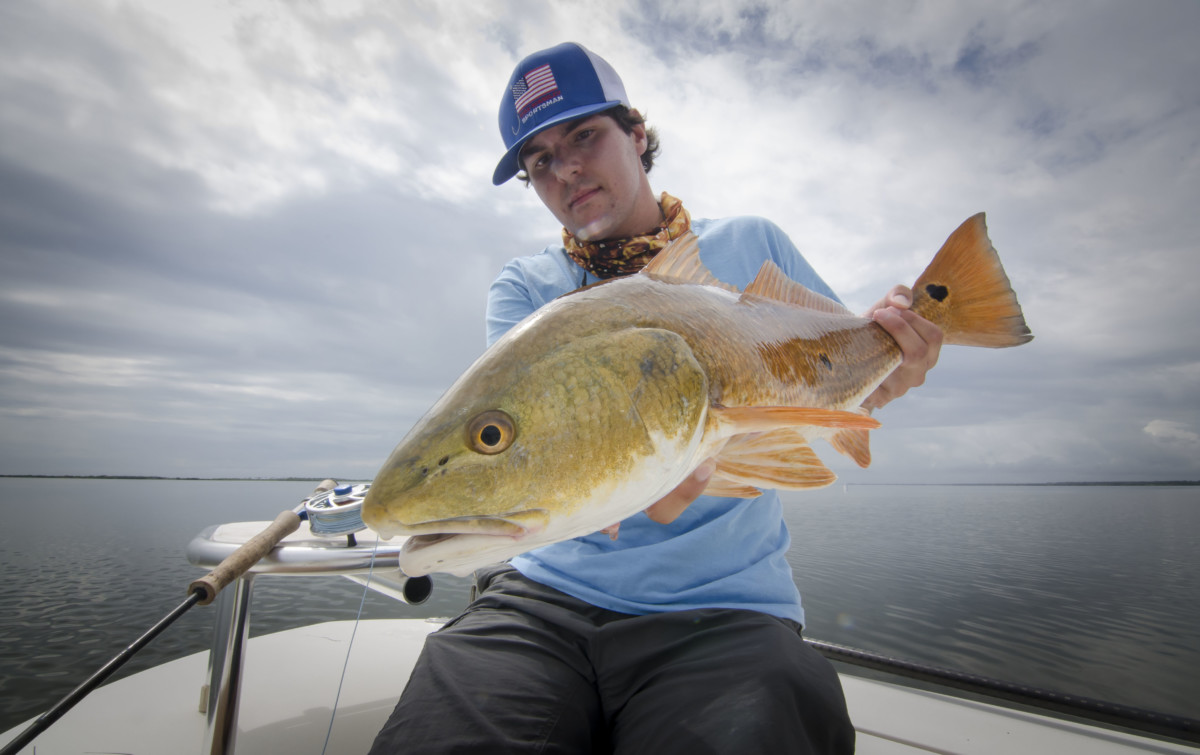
[516,105,660,185]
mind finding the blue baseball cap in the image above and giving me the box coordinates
[493,42,629,185]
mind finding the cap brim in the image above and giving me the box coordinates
[492,100,624,185]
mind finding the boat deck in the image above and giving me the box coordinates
[5,618,1195,754]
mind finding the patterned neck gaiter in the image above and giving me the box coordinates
[562,192,691,279]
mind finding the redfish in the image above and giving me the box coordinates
[362,213,1032,576]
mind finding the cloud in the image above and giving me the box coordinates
[1144,420,1200,449]
[1,0,1198,481]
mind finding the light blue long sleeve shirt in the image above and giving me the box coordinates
[485,216,840,625]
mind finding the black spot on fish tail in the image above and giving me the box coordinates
[925,284,949,302]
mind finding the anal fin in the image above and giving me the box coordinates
[829,407,873,468]
[831,427,872,468]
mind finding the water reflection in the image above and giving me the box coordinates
[783,483,1200,719]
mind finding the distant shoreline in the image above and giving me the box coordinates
[0,475,1195,486]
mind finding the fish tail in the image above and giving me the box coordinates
[911,213,1034,348]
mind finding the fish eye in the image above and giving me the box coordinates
[466,410,516,455]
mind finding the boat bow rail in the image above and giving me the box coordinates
[185,520,428,754]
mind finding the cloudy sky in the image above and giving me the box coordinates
[1,0,1197,484]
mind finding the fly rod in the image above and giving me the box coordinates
[0,497,311,755]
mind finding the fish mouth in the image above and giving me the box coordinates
[393,510,551,577]
[389,510,550,546]
[402,532,462,555]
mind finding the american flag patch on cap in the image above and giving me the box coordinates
[512,63,560,118]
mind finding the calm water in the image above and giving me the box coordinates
[781,483,1199,720]
[0,478,1196,733]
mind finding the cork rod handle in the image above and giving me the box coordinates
[188,509,301,605]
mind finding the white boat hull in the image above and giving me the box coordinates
[4,618,1196,754]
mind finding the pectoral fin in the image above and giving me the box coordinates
[712,429,838,491]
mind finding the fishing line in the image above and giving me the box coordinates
[320,533,380,755]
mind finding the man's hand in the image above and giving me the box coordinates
[644,459,716,524]
[862,285,943,411]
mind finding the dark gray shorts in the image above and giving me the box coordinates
[369,564,854,754]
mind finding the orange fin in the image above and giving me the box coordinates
[702,475,764,498]
[830,428,872,468]
[911,213,1034,348]
[742,261,855,315]
[710,405,881,436]
[826,407,873,468]
[713,429,838,490]
[641,232,740,293]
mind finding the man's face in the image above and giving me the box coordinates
[519,113,651,242]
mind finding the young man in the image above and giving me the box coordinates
[369,42,941,755]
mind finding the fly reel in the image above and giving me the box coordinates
[304,483,370,536]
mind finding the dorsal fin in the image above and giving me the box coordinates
[742,260,855,314]
[641,231,740,293]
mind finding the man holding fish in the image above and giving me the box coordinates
[367,42,961,754]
